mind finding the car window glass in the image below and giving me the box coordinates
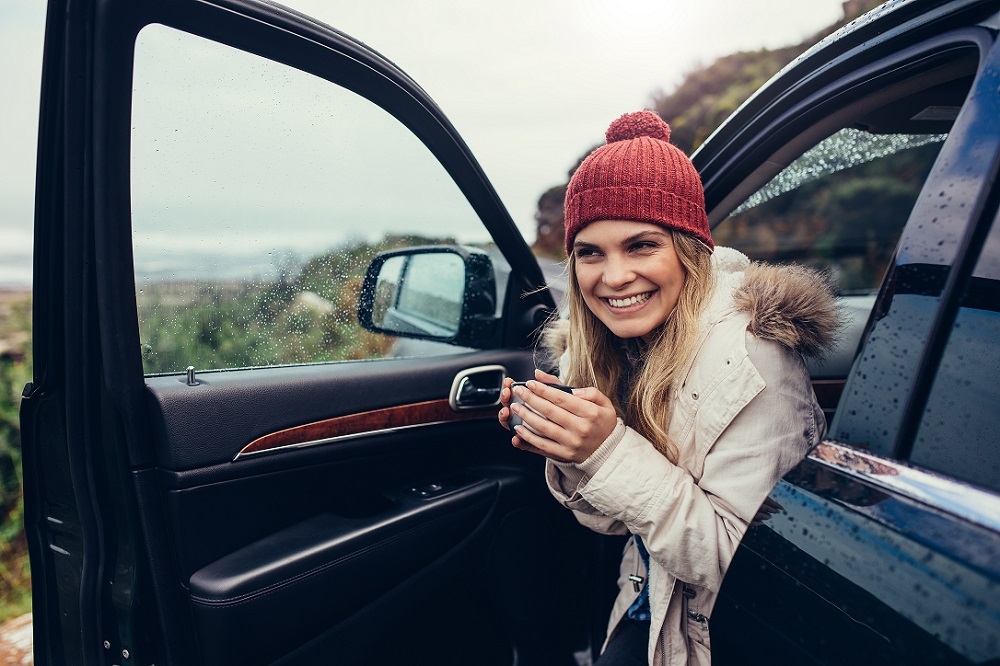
[909,213,1000,492]
[824,41,993,459]
[714,128,945,294]
[130,25,503,373]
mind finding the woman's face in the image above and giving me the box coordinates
[572,219,686,342]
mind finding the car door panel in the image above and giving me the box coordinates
[143,353,530,472]
[26,0,580,663]
[138,350,573,664]
[187,481,498,664]
[147,353,533,573]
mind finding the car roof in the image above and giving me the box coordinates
[692,0,1000,215]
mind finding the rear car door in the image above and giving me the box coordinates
[21,1,592,664]
[692,1,1000,662]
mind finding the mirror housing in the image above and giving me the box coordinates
[358,246,500,348]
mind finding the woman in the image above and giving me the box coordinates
[498,110,838,665]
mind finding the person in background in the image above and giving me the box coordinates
[499,110,839,666]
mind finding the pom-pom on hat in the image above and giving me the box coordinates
[563,110,713,254]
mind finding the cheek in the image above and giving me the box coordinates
[665,274,686,309]
[574,265,597,293]
[574,270,603,312]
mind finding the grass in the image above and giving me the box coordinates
[0,289,32,624]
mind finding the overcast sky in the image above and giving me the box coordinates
[0,0,850,287]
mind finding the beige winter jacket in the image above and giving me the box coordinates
[545,247,839,666]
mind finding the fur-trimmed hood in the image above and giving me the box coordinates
[706,247,841,358]
[543,246,840,360]
[712,247,839,357]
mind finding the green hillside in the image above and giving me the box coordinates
[531,0,885,258]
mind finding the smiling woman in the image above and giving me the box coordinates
[499,111,838,665]
[572,222,687,342]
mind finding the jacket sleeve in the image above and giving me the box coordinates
[544,421,630,536]
[571,335,821,591]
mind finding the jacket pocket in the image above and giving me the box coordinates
[683,585,712,663]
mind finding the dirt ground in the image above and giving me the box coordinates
[0,613,32,666]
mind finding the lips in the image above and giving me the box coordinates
[606,291,652,309]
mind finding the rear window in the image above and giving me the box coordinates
[714,128,945,295]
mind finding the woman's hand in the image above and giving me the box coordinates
[501,368,618,463]
[498,375,518,431]
[750,497,784,527]
[497,368,560,434]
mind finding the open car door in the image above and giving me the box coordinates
[21,0,597,664]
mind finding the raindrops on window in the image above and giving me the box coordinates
[730,129,946,217]
[715,127,946,299]
[130,25,497,374]
[910,214,1000,492]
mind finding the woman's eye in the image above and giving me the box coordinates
[575,248,599,258]
[629,241,656,252]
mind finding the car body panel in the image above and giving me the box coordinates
[697,1,1000,662]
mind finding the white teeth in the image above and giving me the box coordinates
[607,293,651,308]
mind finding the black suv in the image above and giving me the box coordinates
[22,0,1000,664]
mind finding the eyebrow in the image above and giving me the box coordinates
[622,230,670,244]
[573,229,670,250]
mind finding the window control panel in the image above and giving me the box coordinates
[404,482,447,499]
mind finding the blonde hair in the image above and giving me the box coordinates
[543,230,715,463]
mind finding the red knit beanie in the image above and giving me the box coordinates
[563,110,713,255]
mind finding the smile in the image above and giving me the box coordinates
[605,292,652,308]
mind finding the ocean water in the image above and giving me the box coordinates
[0,247,319,290]
[0,241,315,291]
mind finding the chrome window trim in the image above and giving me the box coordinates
[809,440,1000,533]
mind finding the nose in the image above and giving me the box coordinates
[602,255,635,289]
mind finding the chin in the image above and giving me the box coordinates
[603,322,656,340]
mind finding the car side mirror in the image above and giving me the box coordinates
[358,246,500,348]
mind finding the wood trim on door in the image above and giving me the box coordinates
[234,399,493,459]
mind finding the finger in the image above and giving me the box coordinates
[499,385,511,409]
[523,381,610,431]
[513,383,583,435]
[561,385,614,409]
[509,399,563,442]
[512,423,568,461]
[515,439,572,464]
[498,405,511,431]
[761,497,784,512]
[522,380,578,415]
[533,368,562,384]
[500,376,519,408]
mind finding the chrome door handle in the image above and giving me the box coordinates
[449,365,506,411]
